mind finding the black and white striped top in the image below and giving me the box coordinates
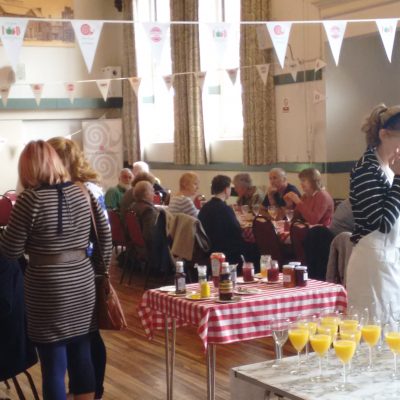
[350,147,400,243]
[168,195,199,218]
[0,183,112,344]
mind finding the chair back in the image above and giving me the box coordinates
[290,222,309,264]
[252,216,285,266]
[108,210,127,249]
[4,190,17,203]
[0,195,13,228]
[125,211,146,247]
[153,191,163,205]
[194,194,206,210]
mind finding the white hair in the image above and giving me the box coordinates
[133,161,149,174]
[269,168,286,178]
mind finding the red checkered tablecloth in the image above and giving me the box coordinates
[137,278,347,350]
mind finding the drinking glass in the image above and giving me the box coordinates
[252,203,260,217]
[384,323,400,379]
[288,321,309,374]
[310,332,331,382]
[285,208,294,223]
[268,205,278,221]
[333,332,357,391]
[361,317,381,370]
[241,205,249,214]
[390,301,400,330]
[297,314,318,363]
[270,318,290,368]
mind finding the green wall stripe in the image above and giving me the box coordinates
[274,69,322,85]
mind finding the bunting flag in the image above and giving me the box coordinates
[128,77,142,96]
[207,23,234,66]
[71,20,104,73]
[64,82,76,104]
[313,90,326,104]
[315,59,327,72]
[142,23,170,65]
[256,64,270,85]
[323,20,347,66]
[0,87,10,107]
[226,68,238,85]
[196,71,207,91]
[0,18,28,71]
[30,83,44,106]
[96,79,111,101]
[289,60,300,82]
[266,22,292,69]
[376,19,398,62]
[163,74,174,91]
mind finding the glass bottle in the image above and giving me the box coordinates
[219,262,233,301]
[197,265,210,298]
[175,261,186,294]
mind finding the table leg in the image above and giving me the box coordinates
[207,344,216,400]
[170,319,176,400]
[164,316,170,400]
[164,316,176,400]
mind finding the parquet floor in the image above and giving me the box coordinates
[1,255,296,400]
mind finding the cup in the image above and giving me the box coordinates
[242,262,254,282]
[268,259,279,282]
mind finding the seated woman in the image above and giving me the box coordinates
[284,168,334,227]
[168,172,200,218]
[233,173,264,210]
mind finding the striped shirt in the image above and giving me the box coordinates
[350,147,400,243]
[168,195,199,218]
[0,183,112,344]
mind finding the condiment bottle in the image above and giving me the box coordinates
[197,265,210,298]
[282,265,296,288]
[175,261,186,294]
[219,262,233,301]
[260,255,271,278]
[295,266,308,287]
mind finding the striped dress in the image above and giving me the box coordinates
[0,182,112,344]
[168,195,199,218]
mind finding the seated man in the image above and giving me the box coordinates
[233,173,264,210]
[132,160,167,199]
[329,198,354,236]
[105,168,133,211]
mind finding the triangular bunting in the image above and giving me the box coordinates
[142,23,170,65]
[323,21,347,66]
[163,75,174,91]
[96,79,111,101]
[30,83,44,106]
[289,60,300,82]
[196,72,207,91]
[315,59,327,72]
[0,18,28,71]
[64,82,76,104]
[256,64,270,85]
[313,90,326,104]
[0,87,10,107]
[376,19,398,62]
[71,20,104,73]
[266,22,292,69]
[207,23,233,66]
[128,77,142,96]
[226,68,238,85]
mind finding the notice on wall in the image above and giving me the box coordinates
[282,97,290,113]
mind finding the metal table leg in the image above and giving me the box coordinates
[164,316,176,400]
[206,344,216,400]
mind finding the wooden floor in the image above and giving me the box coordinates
[1,255,296,400]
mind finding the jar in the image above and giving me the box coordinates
[295,266,308,287]
[282,265,296,288]
[219,262,233,301]
[267,260,279,282]
[242,262,255,282]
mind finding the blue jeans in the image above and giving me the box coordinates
[37,335,95,400]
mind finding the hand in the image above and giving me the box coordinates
[283,192,301,205]
[389,148,400,175]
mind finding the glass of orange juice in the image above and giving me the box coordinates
[310,333,331,382]
[288,321,309,374]
[297,314,318,364]
[384,324,400,379]
[361,317,381,371]
[333,332,357,391]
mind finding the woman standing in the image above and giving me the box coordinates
[0,141,112,400]
[346,104,400,319]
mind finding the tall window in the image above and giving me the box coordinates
[134,0,174,145]
[199,0,243,141]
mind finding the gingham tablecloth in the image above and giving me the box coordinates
[137,278,347,350]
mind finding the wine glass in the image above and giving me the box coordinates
[310,332,331,382]
[333,332,357,391]
[268,205,278,221]
[285,208,294,223]
[288,321,309,374]
[384,323,400,379]
[390,300,400,330]
[297,314,318,363]
[361,316,381,371]
[270,318,290,368]
[252,203,260,217]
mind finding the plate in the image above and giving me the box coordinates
[215,296,242,304]
[254,273,265,279]
[158,285,176,292]
[234,288,263,295]
[236,277,257,284]
[260,278,281,285]
[185,293,212,301]
[167,290,195,297]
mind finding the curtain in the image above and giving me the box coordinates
[170,0,207,165]
[121,0,141,164]
[240,0,277,165]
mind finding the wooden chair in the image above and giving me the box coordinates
[108,210,127,254]
[0,195,13,230]
[290,222,309,264]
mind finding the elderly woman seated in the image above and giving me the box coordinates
[284,168,334,227]
[233,173,264,210]
[168,172,200,218]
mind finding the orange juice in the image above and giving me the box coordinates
[341,329,362,345]
[310,334,331,356]
[334,340,356,363]
[318,324,337,341]
[361,325,381,346]
[288,328,309,352]
[340,320,359,331]
[297,321,317,335]
[321,316,340,327]
[385,332,400,354]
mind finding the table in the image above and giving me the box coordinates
[138,278,347,400]
[231,349,400,399]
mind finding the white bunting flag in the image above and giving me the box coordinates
[142,23,170,66]
[315,59,327,72]
[256,64,270,85]
[323,20,347,66]
[163,74,174,91]
[0,87,10,107]
[207,23,234,66]
[96,79,111,101]
[31,83,44,106]
[196,72,207,91]
[0,18,28,71]
[226,68,238,85]
[376,19,398,62]
[64,82,76,104]
[313,90,326,104]
[71,20,104,73]
[289,60,300,82]
[128,77,142,97]
[266,22,292,69]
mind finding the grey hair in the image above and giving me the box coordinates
[233,173,253,189]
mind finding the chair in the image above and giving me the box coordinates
[252,216,292,267]
[326,231,353,285]
[0,195,13,229]
[4,190,17,203]
[108,210,127,254]
[163,189,171,205]
[194,194,206,210]
[290,222,309,264]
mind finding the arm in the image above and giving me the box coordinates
[295,191,331,225]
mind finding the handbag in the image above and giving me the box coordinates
[78,183,127,330]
